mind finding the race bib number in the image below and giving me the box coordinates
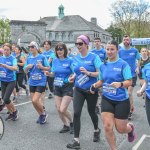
[31,73,42,80]
[77,74,89,86]
[103,84,117,95]
[54,77,64,87]
[0,71,6,78]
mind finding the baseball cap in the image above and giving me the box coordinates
[28,41,39,49]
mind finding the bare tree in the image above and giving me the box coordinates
[110,0,150,37]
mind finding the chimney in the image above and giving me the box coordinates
[91,17,97,25]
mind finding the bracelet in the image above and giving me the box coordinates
[120,82,124,87]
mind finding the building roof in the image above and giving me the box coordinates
[40,15,110,36]
[10,20,47,26]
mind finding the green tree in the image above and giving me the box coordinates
[105,24,124,43]
[0,18,11,44]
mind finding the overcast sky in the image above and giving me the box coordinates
[0,0,114,29]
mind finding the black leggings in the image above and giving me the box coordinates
[1,81,16,104]
[146,96,150,126]
[16,73,26,92]
[47,76,54,93]
[73,87,99,138]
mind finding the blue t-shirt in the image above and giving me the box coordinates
[68,53,74,59]
[142,63,150,99]
[119,47,140,77]
[99,58,132,101]
[25,54,49,86]
[0,55,17,82]
[11,51,16,57]
[52,57,73,87]
[91,48,106,62]
[72,52,102,90]
[42,49,56,66]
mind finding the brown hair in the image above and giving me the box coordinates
[55,42,68,58]
[3,43,12,50]
[43,40,52,46]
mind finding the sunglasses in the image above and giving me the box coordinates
[28,46,35,49]
[56,47,64,51]
[75,42,84,46]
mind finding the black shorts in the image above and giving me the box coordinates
[101,96,130,119]
[54,83,73,97]
[29,86,46,93]
[132,76,137,87]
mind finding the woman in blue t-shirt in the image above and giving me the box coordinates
[0,43,19,121]
[67,35,102,149]
[90,40,136,150]
[24,41,50,124]
[45,42,74,134]
[42,40,56,99]
[137,62,150,126]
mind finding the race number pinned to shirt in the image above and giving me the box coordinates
[0,71,6,78]
[103,83,117,95]
[77,74,89,86]
[32,73,42,80]
[54,77,64,87]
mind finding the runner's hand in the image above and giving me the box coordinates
[44,71,50,76]
[80,67,88,75]
[110,82,121,88]
[68,75,75,83]
[137,90,143,97]
[90,84,96,94]
[36,62,43,69]
[27,64,33,69]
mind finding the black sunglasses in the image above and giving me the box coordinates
[75,42,84,46]
[56,47,64,51]
[28,46,35,48]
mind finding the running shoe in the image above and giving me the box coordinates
[39,113,48,124]
[5,113,14,121]
[48,93,53,99]
[93,128,101,142]
[66,139,80,149]
[59,125,70,133]
[128,123,136,142]
[12,110,19,121]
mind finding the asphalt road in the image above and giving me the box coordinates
[0,81,150,150]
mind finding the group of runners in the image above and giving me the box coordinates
[0,34,150,150]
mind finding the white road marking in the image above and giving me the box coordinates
[14,101,32,107]
[132,134,150,150]
[2,95,49,109]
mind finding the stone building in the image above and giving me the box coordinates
[10,21,46,47]
[10,4,111,49]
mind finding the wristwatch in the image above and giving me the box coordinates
[120,82,124,87]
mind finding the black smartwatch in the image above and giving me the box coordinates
[120,82,124,87]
